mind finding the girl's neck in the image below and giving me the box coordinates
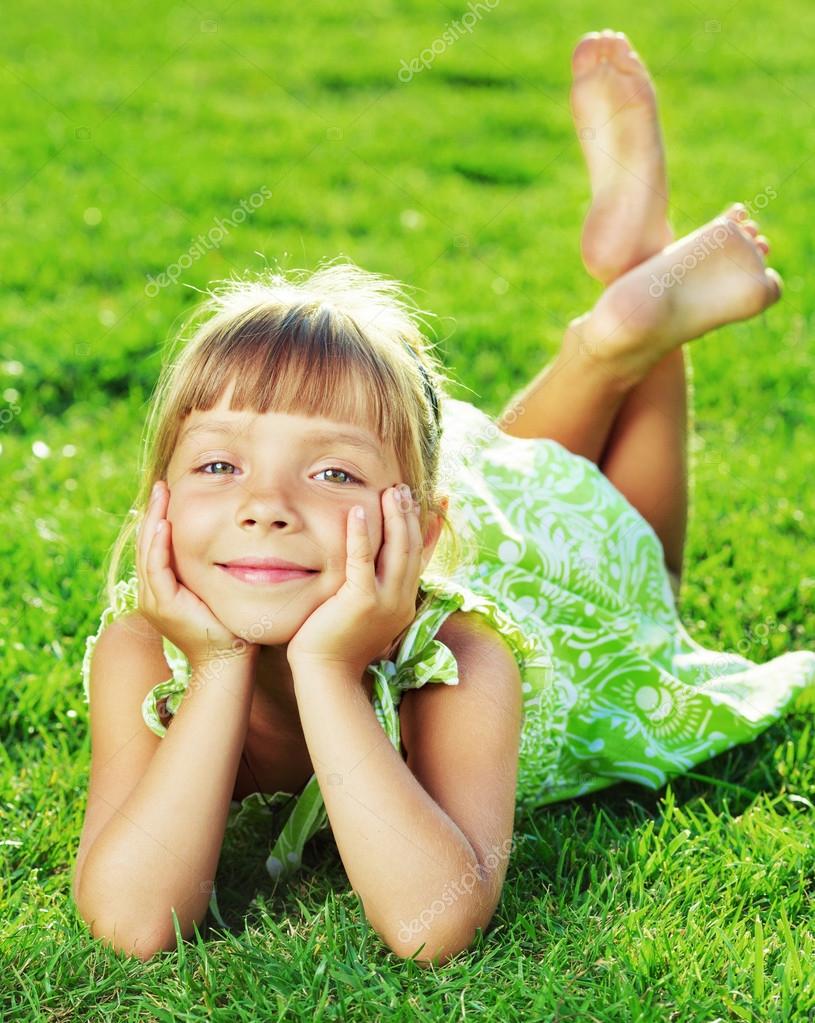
[253,644,301,732]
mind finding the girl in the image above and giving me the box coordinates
[73,30,815,966]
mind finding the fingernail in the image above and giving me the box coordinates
[150,482,160,501]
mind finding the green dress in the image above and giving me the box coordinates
[81,397,815,927]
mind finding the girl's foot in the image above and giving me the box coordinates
[568,204,780,388]
[571,29,673,285]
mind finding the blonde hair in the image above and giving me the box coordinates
[102,257,475,646]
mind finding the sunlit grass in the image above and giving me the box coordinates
[2,0,815,1018]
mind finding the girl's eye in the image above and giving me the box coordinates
[314,467,362,485]
[194,463,361,484]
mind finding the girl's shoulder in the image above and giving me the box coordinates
[434,604,507,651]
[81,574,190,736]
[413,573,541,676]
[364,573,539,726]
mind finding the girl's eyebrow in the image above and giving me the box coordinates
[180,420,385,465]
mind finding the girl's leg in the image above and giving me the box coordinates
[500,30,687,580]
[495,325,635,467]
[497,210,778,589]
[597,337,688,580]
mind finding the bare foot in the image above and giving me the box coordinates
[571,29,673,285]
[567,204,781,387]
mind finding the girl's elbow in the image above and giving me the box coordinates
[385,920,482,965]
[384,893,500,964]
[76,906,177,961]
[93,916,184,961]
[97,929,169,962]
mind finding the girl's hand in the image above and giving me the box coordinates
[136,480,259,668]
[286,484,423,678]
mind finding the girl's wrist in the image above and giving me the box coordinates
[289,656,368,687]
[189,644,259,677]
[185,654,258,705]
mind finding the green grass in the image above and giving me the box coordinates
[3,0,815,1018]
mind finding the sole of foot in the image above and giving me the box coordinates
[571,29,673,285]
[568,203,782,388]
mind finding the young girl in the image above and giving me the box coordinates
[73,29,815,965]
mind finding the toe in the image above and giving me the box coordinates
[574,29,639,74]
[740,219,760,237]
[572,33,601,76]
[755,234,770,255]
[723,203,749,222]
[597,30,618,62]
[611,30,635,52]
[609,36,643,72]
[764,267,783,303]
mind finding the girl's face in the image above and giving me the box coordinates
[164,384,443,647]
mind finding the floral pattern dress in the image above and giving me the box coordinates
[81,397,815,926]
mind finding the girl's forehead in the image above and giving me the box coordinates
[179,406,381,443]
[174,406,400,473]
[195,379,384,441]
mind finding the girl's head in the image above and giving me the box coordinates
[106,259,466,651]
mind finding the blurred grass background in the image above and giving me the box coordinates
[2,0,815,1018]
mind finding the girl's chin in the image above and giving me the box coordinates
[209,607,304,647]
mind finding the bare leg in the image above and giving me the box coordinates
[503,31,727,586]
[598,321,688,578]
[498,209,780,585]
[496,317,634,466]
[575,30,688,579]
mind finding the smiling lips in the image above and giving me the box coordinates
[216,557,318,586]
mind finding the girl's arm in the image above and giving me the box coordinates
[73,612,257,961]
[292,610,522,965]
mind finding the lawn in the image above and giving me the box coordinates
[2,0,815,1019]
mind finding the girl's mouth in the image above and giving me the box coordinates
[217,565,318,585]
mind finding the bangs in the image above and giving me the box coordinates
[166,301,416,465]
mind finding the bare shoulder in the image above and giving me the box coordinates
[429,606,519,679]
[399,607,522,754]
[435,607,508,649]
[105,609,166,648]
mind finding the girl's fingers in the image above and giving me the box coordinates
[404,495,424,581]
[346,503,376,595]
[379,485,422,600]
[398,487,423,576]
[146,512,178,606]
[136,481,167,606]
